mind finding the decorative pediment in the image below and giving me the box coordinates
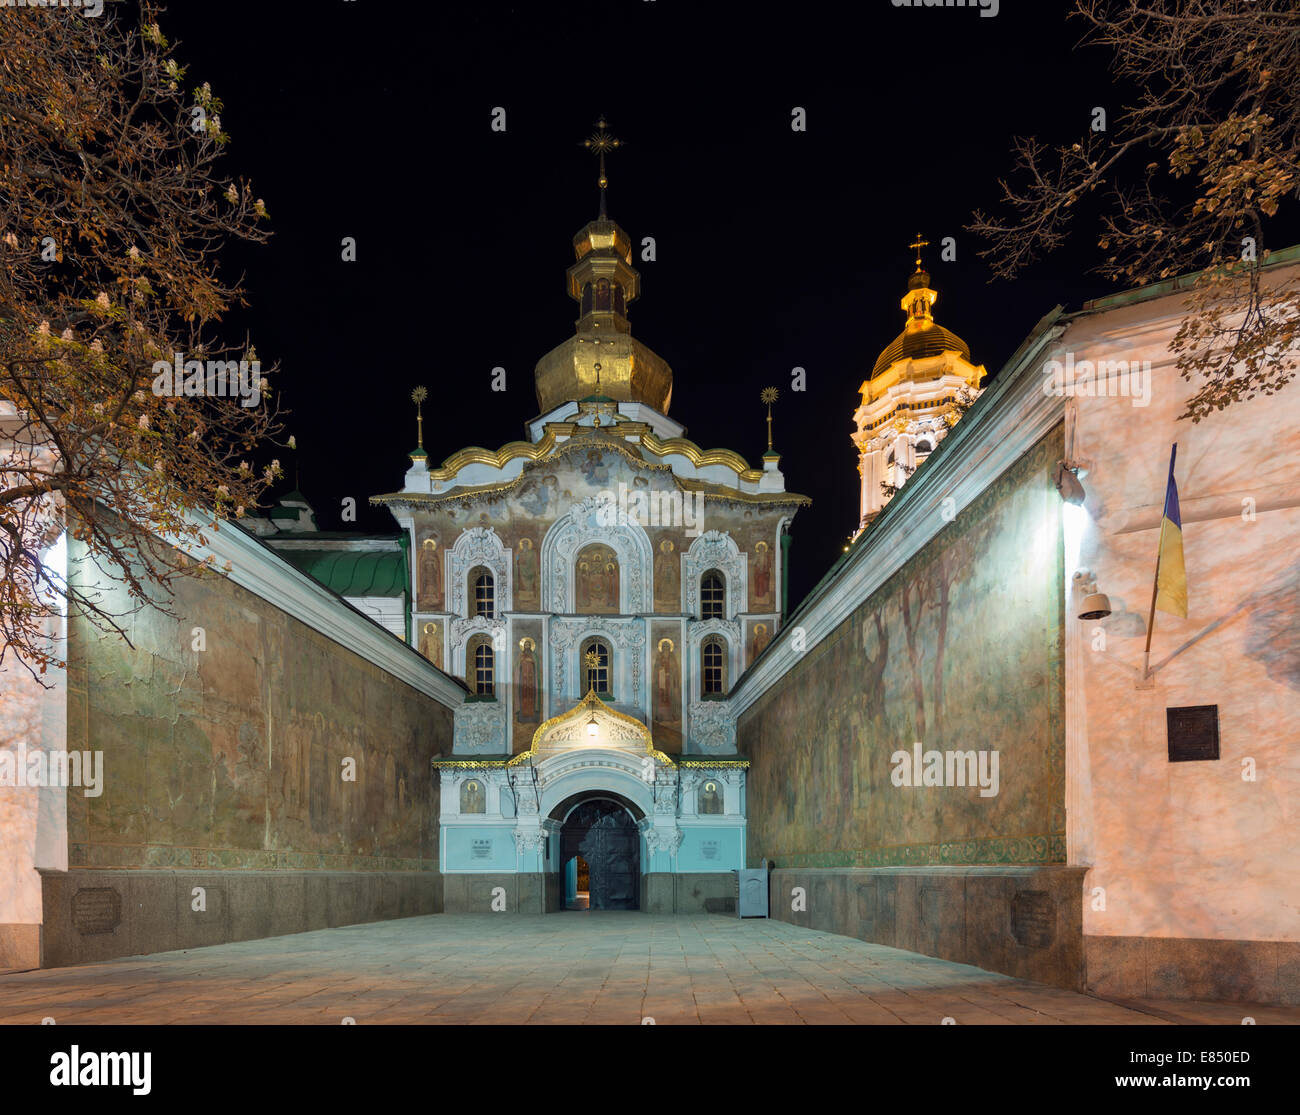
[509,688,674,768]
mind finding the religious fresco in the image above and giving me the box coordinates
[751,538,773,608]
[515,536,539,607]
[418,620,443,670]
[651,629,683,751]
[653,536,679,611]
[417,535,442,609]
[748,620,771,664]
[511,622,544,749]
[739,428,1066,868]
[576,543,620,613]
[64,549,451,872]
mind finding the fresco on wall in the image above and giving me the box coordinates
[418,536,442,609]
[515,537,538,608]
[576,543,619,614]
[511,621,544,750]
[653,537,679,611]
[64,558,450,872]
[652,631,683,750]
[739,429,1066,868]
[418,621,443,670]
[749,621,770,664]
[751,539,773,608]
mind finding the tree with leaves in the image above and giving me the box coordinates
[0,3,283,678]
[969,0,1300,422]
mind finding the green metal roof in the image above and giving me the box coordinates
[277,548,407,598]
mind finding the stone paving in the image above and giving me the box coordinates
[0,913,1296,1025]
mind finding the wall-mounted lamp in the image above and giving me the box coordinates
[586,714,599,738]
[1072,569,1112,620]
[1053,460,1087,506]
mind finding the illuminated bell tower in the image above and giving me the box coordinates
[852,235,986,536]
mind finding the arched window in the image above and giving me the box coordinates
[701,570,725,619]
[580,283,593,315]
[702,637,727,696]
[697,779,724,815]
[460,779,485,814]
[473,641,495,696]
[915,439,932,454]
[582,637,612,695]
[471,567,495,618]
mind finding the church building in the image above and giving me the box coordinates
[370,163,808,912]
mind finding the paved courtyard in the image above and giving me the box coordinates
[1,913,1295,1025]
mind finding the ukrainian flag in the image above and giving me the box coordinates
[1155,445,1188,618]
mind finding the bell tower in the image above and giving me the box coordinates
[852,236,986,536]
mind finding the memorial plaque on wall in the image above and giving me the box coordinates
[1167,705,1220,762]
[471,839,493,860]
[72,887,121,935]
[1011,890,1055,949]
[700,840,719,861]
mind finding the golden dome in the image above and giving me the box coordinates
[535,332,673,414]
[534,215,674,414]
[870,267,971,378]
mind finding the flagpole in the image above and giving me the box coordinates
[1143,444,1177,680]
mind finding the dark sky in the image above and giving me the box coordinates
[157,1,1155,608]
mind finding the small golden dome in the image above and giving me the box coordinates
[871,323,971,378]
[871,268,971,378]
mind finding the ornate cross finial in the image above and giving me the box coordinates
[582,116,623,216]
[760,386,779,452]
[411,385,428,449]
[909,232,929,272]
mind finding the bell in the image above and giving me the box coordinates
[1078,592,1112,620]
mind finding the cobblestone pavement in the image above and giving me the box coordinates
[0,913,1295,1025]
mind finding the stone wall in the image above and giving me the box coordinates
[739,427,1066,869]
[36,532,456,966]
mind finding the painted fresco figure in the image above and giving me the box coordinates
[460,779,485,814]
[419,621,443,669]
[654,538,678,609]
[750,621,770,662]
[654,637,681,727]
[419,537,442,608]
[516,636,540,722]
[576,545,618,614]
[753,539,772,605]
[699,780,723,815]
[516,537,538,603]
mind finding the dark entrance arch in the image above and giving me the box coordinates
[557,797,640,910]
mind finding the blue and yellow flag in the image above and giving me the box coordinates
[1154,444,1187,618]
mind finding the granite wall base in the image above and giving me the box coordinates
[1086,934,1299,1006]
[39,868,441,968]
[769,865,1088,991]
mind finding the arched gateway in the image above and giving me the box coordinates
[435,690,748,914]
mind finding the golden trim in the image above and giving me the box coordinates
[372,425,811,508]
[679,759,750,769]
[507,687,676,768]
[430,758,512,769]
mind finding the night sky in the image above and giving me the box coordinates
[156,1,1184,608]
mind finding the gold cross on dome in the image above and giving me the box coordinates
[909,233,929,272]
[582,117,623,210]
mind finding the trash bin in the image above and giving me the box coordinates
[737,861,769,918]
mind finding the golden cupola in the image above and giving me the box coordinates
[533,119,674,416]
[870,265,972,379]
